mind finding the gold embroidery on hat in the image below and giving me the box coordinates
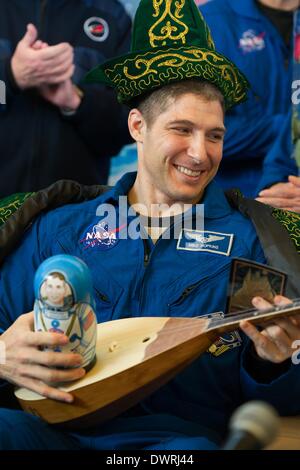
[205,25,215,50]
[197,9,215,50]
[105,47,248,108]
[149,0,189,48]
[123,49,238,84]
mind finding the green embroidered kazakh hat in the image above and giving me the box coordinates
[85,0,249,109]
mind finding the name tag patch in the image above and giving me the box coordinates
[177,230,234,256]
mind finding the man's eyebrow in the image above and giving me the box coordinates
[167,120,194,126]
[167,120,226,133]
[210,126,226,134]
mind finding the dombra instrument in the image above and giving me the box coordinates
[15,300,300,430]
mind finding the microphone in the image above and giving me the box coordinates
[222,401,280,450]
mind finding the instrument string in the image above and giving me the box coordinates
[105,299,300,342]
[209,298,300,331]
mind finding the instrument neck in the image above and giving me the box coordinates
[207,298,300,335]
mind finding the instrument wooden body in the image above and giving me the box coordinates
[15,302,300,429]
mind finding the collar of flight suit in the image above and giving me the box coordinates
[99,171,233,221]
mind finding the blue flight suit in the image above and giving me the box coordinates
[200,0,292,196]
[0,172,299,450]
[256,111,299,192]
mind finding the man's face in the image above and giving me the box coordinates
[44,276,66,305]
[136,93,225,205]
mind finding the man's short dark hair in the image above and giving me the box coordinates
[131,80,225,127]
[47,272,66,281]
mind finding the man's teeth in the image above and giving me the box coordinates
[176,165,201,177]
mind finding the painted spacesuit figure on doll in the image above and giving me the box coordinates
[34,254,97,370]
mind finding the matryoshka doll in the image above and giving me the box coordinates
[34,254,97,370]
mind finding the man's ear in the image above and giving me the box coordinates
[128,108,146,143]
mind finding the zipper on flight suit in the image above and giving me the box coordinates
[170,283,200,306]
[94,288,110,304]
[168,263,230,308]
[143,238,151,267]
[138,215,185,309]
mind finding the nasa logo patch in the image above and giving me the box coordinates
[80,220,119,251]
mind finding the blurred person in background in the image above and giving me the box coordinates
[0,0,132,198]
[256,110,300,213]
[256,12,300,213]
[200,0,299,197]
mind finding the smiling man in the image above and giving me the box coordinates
[128,82,226,210]
[0,0,300,451]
